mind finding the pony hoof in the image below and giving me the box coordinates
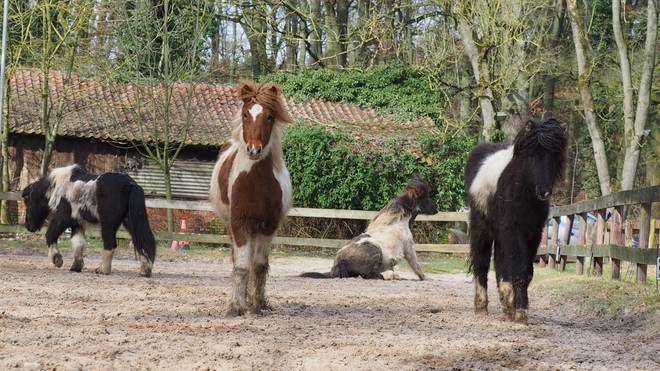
[226,306,245,317]
[70,262,84,272]
[513,309,528,324]
[248,303,272,315]
[140,267,152,278]
[52,253,63,268]
[475,308,488,316]
[95,267,111,275]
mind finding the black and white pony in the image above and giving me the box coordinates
[22,164,157,277]
[465,117,567,324]
[301,174,438,280]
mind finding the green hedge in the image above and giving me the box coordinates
[283,123,476,212]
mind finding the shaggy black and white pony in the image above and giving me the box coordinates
[22,164,157,277]
[301,174,438,280]
[465,117,567,324]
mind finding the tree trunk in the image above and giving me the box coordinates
[542,0,565,119]
[454,4,496,142]
[308,0,323,66]
[618,0,658,191]
[566,0,611,196]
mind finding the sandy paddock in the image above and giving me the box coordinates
[0,243,658,371]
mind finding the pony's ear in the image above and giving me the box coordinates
[237,79,257,103]
[524,119,535,133]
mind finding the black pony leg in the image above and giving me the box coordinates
[96,220,121,275]
[470,229,493,315]
[45,219,69,268]
[69,226,87,272]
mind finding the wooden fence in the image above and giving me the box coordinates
[0,192,469,254]
[539,186,660,284]
[3,186,659,284]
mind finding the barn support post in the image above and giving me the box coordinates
[593,209,606,276]
[611,205,624,280]
[559,214,574,271]
[539,223,549,268]
[548,216,560,268]
[637,202,652,284]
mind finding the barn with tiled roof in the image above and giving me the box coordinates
[7,68,438,199]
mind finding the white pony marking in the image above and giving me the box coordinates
[363,215,413,271]
[248,104,263,120]
[469,146,514,215]
[46,164,100,221]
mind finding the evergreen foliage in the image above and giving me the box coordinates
[269,64,446,123]
[282,123,475,212]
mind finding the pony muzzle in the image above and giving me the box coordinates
[536,186,552,201]
[246,144,263,160]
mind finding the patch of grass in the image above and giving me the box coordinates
[533,263,660,324]
[395,253,470,274]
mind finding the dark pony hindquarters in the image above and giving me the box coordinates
[96,172,156,277]
[124,182,157,265]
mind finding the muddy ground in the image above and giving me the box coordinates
[0,242,658,371]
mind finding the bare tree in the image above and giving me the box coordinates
[112,0,211,231]
[566,0,611,196]
[614,0,658,191]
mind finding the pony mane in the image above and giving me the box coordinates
[236,79,292,124]
[367,198,410,230]
[367,175,429,230]
[513,117,568,184]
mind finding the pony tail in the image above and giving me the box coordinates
[126,185,157,264]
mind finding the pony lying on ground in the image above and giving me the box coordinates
[465,117,567,324]
[22,164,157,277]
[301,174,438,280]
[209,79,293,316]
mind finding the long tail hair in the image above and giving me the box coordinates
[125,184,157,263]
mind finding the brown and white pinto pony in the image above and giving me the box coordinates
[210,79,293,317]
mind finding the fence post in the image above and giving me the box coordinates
[611,205,624,280]
[539,223,548,268]
[593,209,606,276]
[548,216,560,268]
[559,214,573,271]
[576,212,587,275]
[637,202,651,284]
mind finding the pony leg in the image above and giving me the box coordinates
[96,249,114,275]
[138,255,153,278]
[227,242,251,317]
[404,244,426,280]
[510,253,536,324]
[45,221,68,268]
[469,229,493,315]
[48,245,63,268]
[248,235,272,314]
[96,219,120,275]
[493,241,514,317]
[70,228,87,272]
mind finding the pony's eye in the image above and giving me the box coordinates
[243,113,248,118]
[268,114,274,121]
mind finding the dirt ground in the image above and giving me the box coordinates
[0,243,659,371]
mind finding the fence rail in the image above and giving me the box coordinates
[539,185,660,284]
[6,185,660,284]
[0,192,469,254]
